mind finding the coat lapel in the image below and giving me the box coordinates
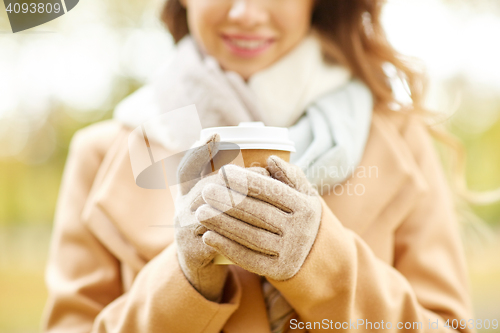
[322,111,428,235]
[82,131,175,270]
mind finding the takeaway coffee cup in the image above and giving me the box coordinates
[199,122,296,265]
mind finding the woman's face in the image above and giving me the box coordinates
[182,0,315,79]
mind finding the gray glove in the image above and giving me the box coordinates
[174,134,228,302]
[196,156,322,281]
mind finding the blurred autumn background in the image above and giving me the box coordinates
[1,0,500,332]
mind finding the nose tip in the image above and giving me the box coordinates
[228,0,269,26]
[229,0,247,19]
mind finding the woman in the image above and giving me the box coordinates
[42,0,475,332]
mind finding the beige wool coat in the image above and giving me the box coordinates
[42,108,475,333]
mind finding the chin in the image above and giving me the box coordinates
[219,62,259,79]
[225,58,277,79]
[211,43,279,78]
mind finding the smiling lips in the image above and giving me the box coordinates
[222,34,275,57]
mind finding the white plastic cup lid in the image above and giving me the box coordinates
[200,122,296,152]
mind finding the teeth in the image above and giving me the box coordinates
[228,38,268,50]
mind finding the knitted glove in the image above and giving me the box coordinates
[196,156,322,281]
[174,134,228,302]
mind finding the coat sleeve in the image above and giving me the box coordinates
[41,125,241,333]
[269,117,476,333]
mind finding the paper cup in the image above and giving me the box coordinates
[200,122,295,265]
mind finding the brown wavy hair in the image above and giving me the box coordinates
[161,0,427,114]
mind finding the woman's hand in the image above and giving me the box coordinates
[174,134,228,302]
[196,156,322,281]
